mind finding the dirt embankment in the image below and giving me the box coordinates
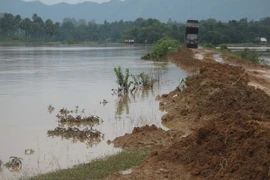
[108,47,270,180]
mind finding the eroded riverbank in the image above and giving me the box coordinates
[107,47,270,179]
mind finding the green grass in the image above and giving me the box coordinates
[26,150,149,180]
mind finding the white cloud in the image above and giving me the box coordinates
[23,0,110,5]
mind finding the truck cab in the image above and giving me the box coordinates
[185,20,199,48]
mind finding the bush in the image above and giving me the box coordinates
[220,44,228,50]
[142,38,180,60]
[152,38,180,57]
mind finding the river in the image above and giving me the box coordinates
[0,45,188,179]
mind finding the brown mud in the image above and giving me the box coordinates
[108,47,270,180]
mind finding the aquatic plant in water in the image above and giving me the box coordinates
[4,156,23,172]
[114,66,132,93]
[48,104,55,114]
[56,107,103,125]
[113,66,160,95]
[131,72,156,88]
[47,127,104,147]
[48,106,104,146]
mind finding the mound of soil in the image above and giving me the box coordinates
[108,48,270,180]
[112,125,184,151]
[158,115,270,180]
[169,46,203,73]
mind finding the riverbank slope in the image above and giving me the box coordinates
[108,47,270,179]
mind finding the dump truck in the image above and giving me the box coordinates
[185,20,199,48]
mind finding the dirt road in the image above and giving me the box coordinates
[107,47,270,180]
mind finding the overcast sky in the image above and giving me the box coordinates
[23,0,111,5]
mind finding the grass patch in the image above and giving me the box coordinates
[26,150,149,180]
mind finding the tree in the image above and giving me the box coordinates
[31,13,44,39]
[20,18,32,38]
[45,19,55,40]
[0,13,15,36]
[14,15,22,36]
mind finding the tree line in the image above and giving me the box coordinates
[0,13,269,45]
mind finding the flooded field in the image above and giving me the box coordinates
[222,46,270,65]
[0,45,187,179]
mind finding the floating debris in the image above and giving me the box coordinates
[74,106,79,114]
[47,127,104,146]
[178,78,187,92]
[0,159,2,170]
[25,149,35,155]
[100,99,108,105]
[4,156,23,172]
[57,114,103,124]
[55,107,103,125]
[47,104,55,114]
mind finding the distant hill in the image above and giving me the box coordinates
[1,0,270,23]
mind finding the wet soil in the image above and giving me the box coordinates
[108,47,270,180]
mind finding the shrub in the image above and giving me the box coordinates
[152,38,180,57]
[142,38,180,60]
[220,44,228,51]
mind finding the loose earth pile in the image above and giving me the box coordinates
[108,47,270,180]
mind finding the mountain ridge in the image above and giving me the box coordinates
[1,0,270,23]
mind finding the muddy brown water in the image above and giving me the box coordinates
[0,45,188,179]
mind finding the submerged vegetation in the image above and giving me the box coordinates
[132,72,155,88]
[28,150,149,180]
[56,107,103,125]
[47,127,104,147]
[113,66,132,94]
[47,106,104,147]
[113,66,161,94]
[2,156,23,172]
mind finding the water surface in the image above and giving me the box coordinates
[0,45,188,179]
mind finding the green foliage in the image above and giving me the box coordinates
[153,38,180,57]
[220,44,228,50]
[132,72,155,88]
[234,48,262,62]
[142,38,180,60]
[113,66,161,94]
[28,150,149,180]
[114,66,132,93]
[1,12,270,45]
